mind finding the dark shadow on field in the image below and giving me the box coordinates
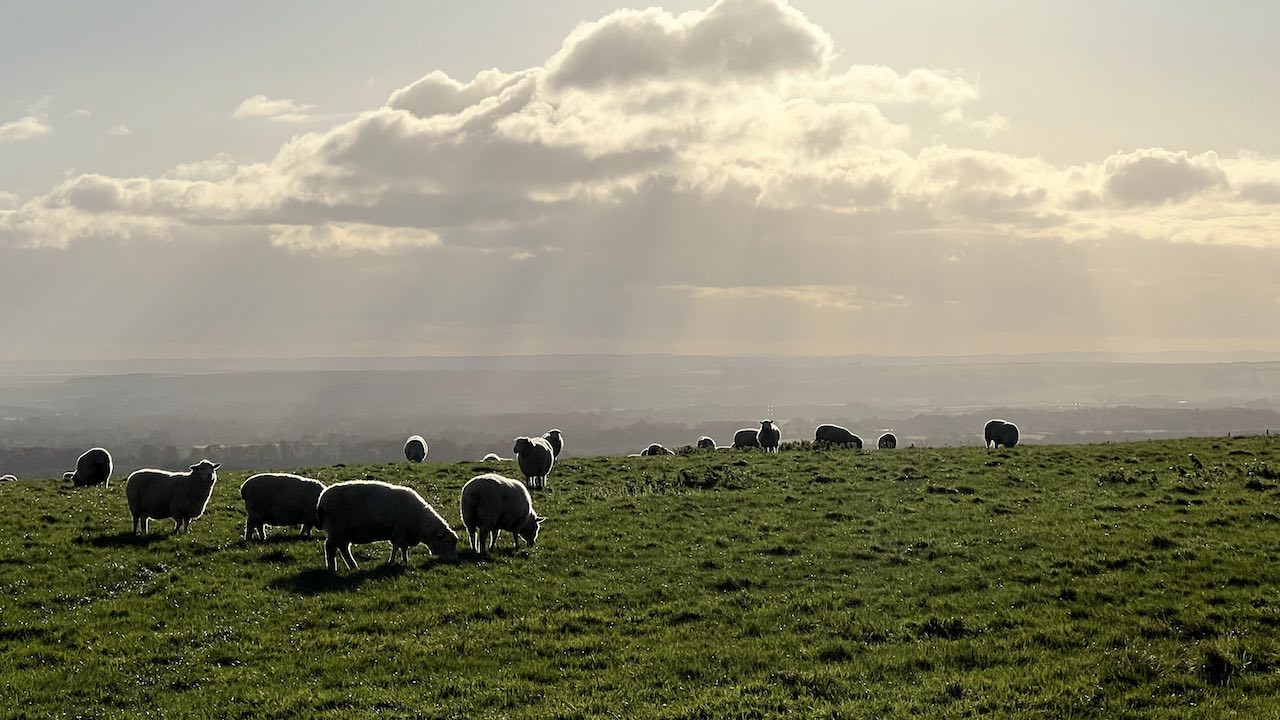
[79,530,168,547]
[269,561,442,595]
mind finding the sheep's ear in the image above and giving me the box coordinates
[535,514,547,524]
[212,463,222,470]
[190,464,200,470]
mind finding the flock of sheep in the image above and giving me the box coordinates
[7,418,1019,570]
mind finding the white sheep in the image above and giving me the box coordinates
[316,480,458,570]
[984,419,1020,448]
[460,473,545,555]
[696,436,716,450]
[984,420,1020,448]
[758,420,781,453]
[733,427,761,449]
[543,429,564,458]
[814,424,863,449]
[404,435,428,463]
[64,447,113,488]
[0,474,15,482]
[240,472,326,541]
[481,453,508,462]
[125,459,221,535]
[513,436,555,490]
[877,432,898,449]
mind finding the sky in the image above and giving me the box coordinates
[2,0,1279,362]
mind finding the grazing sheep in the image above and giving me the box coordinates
[404,435,428,463]
[758,420,781,453]
[696,436,716,450]
[733,427,761,449]
[481,453,508,462]
[316,480,458,570]
[543,429,564,458]
[125,459,221,536]
[460,473,544,555]
[878,433,898,449]
[641,443,675,456]
[63,447,113,488]
[240,473,326,541]
[513,436,555,490]
[814,424,862,449]
[0,474,15,482]
[984,419,1007,448]
[999,422,1020,448]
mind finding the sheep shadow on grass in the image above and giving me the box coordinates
[270,562,433,595]
[80,530,170,548]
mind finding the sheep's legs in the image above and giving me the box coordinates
[339,544,358,570]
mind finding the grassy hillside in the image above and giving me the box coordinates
[2,437,1279,718]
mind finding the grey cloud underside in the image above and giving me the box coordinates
[1105,150,1227,206]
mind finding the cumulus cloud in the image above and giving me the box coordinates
[0,115,52,144]
[546,0,832,89]
[232,94,315,122]
[1103,148,1226,206]
[1,0,1277,261]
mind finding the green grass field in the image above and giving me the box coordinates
[2,436,1279,718]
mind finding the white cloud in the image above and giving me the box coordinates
[545,0,833,90]
[63,108,92,121]
[270,222,440,254]
[942,108,1010,137]
[2,0,1278,261]
[0,115,52,144]
[232,94,315,122]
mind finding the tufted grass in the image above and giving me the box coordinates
[2,436,1280,718]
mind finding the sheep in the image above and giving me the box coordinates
[733,427,761,449]
[814,424,862,449]
[758,420,781,453]
[63,447,113,488]
[999,421,1020,448]
[877,432,898,449]
[984,419,1007,448]
[460,473,545,555]
[125,459,221,536]
[640,443,674,456]
[0,474,15,482]
[404,435,428,463]
[481,453,508,462]
[239,472,326,541]
[543,429,564,458]
[316,480,458,570]
[513,436,555,490]
[696,436,716,450]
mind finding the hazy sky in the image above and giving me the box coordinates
[2,0,1279,361]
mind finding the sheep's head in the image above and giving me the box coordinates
[427,528,459,563]
[513,437,532,455]
[190,459,221,482]
[519,513,545,546]
[545,429,561,441]
[760,420,774,431]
